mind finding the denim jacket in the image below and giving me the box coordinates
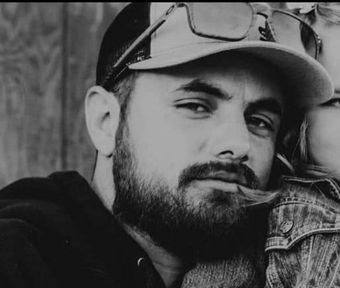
[181,176,340,288]
[265,176,340,288]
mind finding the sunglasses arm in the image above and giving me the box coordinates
[113,4,179,70]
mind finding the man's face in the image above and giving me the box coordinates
[112,53,284,259]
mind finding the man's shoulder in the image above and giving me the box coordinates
[0,171,96,247]
[0,172,122,288]
[0,171,97,214]
[0,171,89,238]
[0,171,85,200]
[0,172,157,288]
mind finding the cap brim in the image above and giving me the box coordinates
[129,41,333,108]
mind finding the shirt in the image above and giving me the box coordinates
[0,171,165,288]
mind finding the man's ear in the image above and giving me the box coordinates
[85,86,120,156]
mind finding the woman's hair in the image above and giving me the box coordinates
[316,3,340,24]
[292,117,331,178]
[291,3,340,25]
[284,3,340,179]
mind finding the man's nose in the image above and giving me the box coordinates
[208,118,250,162]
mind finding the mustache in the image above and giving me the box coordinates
[178,161,260,190]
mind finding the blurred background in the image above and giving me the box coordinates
[0,3,128,186]
[0,2,304,187]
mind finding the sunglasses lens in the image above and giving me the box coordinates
[191,3,253,39]
[270,11,317,58]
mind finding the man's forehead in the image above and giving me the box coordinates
[133,62,285,118]
[176,76,284,115]
[143,53,284,97]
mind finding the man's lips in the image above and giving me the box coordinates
[192,179,240,193]
[195,172,248,187]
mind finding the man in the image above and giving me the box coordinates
[0,3,333,288]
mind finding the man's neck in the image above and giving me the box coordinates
[124,225,189,288]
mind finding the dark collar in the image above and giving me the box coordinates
[48,171,166,288]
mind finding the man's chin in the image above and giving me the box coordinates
[114,195,250,261]
[176,201,266,261]
[189,179,241,193]
[185,180,247,210]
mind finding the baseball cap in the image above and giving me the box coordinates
[96,2,334,108]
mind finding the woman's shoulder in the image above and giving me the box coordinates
[276,175,340,207]
[265,176,340,288]
[266,175,340,252]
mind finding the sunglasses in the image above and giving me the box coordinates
[101,2,322,88]
[266,9,322,59]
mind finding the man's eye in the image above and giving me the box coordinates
[246,115,274,136]
[322,97,340,107]
[175,100,211,117]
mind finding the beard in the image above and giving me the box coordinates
[112,120,269,261]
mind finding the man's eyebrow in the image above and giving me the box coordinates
[175,79,283,116]
[175,79,231,100]
[246,98,283,117]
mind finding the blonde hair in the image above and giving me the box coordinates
[316,3,340,24]
[294,2,340,25]
[293,117,330,178]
